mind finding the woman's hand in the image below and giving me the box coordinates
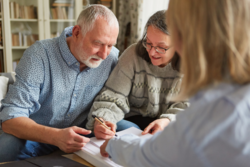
[94,120,116,139]
[100,139,111,157]
[142,118,170,135]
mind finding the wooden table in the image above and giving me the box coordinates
[0,153,95,167]
[63,154,95,167]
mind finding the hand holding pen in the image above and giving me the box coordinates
[92,115,117,139]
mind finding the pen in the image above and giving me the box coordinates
[92,115,117,137]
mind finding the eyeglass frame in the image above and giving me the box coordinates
[141,36,171,54]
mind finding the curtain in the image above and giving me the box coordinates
[116,0,169,53]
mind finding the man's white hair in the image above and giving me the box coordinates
[77,4,119,36]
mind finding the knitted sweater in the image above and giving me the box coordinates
[86,44,188,130]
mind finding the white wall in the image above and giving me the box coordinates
[140,0,169,38]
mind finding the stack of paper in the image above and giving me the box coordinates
[75,127,152,167]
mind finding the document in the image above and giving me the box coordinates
[74,127,152,167]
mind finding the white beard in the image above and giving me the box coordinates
[75,44,104,68]
[83,55,103,68]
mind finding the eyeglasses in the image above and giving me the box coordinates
[142,40,171,54]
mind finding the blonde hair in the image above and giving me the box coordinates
[167,0,250,100]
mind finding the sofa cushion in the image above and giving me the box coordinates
[0,72,16,135]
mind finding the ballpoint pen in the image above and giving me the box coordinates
[92,115,117,137]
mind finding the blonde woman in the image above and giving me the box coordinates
[99,0,250,166]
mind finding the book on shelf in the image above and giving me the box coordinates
[14,2,19,19]
[50,8,58,19]
[75,127,152,167]
[57,7,64,19]
[9,1,37,19]
[9,2,15,19]
[18,32,22,46]
[50,6,73,19]
[12,33,19,46]
[62,7,68,19]
[12,33,38,47]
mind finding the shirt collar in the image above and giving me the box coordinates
[59,26,79,67]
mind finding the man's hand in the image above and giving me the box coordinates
[100,139,110,157]
[54,126,91,153]
[142,118,170,135]
[94,119,116,139]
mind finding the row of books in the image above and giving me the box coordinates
[9,2,37,19]
[12,33,38,47]
[50,6,74,19]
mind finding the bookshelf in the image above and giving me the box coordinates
[1,0,83,72]
[44,0,83,39]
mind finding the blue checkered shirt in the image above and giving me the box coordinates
[0,26,119,129]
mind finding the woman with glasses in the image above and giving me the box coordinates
[86,10,188,139]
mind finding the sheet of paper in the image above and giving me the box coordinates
[116,127,152,139]
[75,142,123,167]
[90,127,152,147]
[75,127,152,167]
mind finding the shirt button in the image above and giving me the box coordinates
[68,114,70,117]
[74,94,76,97]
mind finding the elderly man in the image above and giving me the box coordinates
[0,4,119,162]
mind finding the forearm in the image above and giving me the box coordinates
[106,134,152,167]
[106,125,181,167]
[160,102,189,121]
[159,113,177,122]
[2,117,59,145]
[86,101,127,130]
